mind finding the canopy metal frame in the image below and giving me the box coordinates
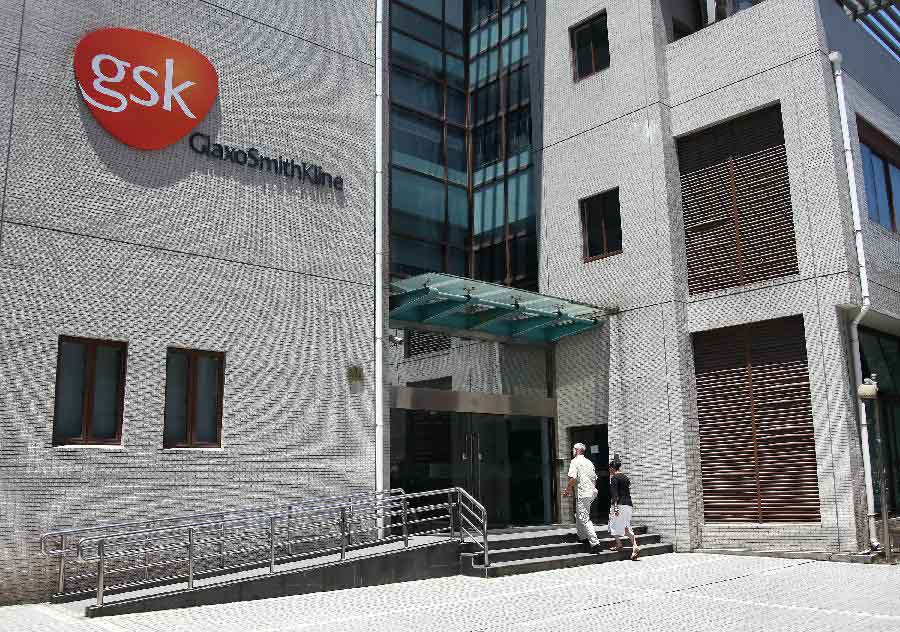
[389,273,609,345]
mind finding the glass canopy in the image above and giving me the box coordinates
[389,273,607,344]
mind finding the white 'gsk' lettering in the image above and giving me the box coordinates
[79,54,197,119]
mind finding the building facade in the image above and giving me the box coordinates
[1,0,899,605]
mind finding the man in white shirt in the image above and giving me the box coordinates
[563,443,600,553]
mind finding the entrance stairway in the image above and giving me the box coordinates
[462,525,672,577]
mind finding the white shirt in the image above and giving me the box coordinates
[568,454,597,498]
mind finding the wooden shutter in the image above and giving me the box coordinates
[693,315,820,522]
[678,105,798,294]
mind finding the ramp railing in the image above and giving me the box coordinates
[41,487,489,607]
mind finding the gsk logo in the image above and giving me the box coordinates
[74,28,218,150]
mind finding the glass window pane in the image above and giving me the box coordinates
[164,351,189,446]
[447,127,467,184]
[605,189,623,252]
[391,31,442,77]
[473,120,501,168]
[392,68,441,116]
[472,81,500,123]
[507,169,533,226]
[445,27,464,56]
[391,168,446,241]
[448,90,466,124]
[446,1,464,29]
[391,237,444,275]
[405,0,442,20]
[90,345,122,440]
[448,185,469,246]
[575,27,593,79]
[470,20,499,56]
[391,110,444,178]
[591,19,610,70]
[392,2,442,47]
[585,202,604,258]
[890,163,900,231]
[194,355,221,445]
[473,181,504,237]
[508,67,530,106]
[502,32,528,68]
[54,341,86,440]
[862,144,891,229]
[447,247,468,276]
[446,54,465,89]
[470,49,498,87]
[506,107,532,155]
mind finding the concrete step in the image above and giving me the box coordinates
[463,542,674,577]
[479,533,662,564]
[465,525,648,551]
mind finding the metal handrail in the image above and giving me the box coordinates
[42,487,489,607]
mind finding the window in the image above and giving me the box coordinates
[164,348,224,448]
[693,315,819,522]
[53,336,127,445]
[676,104,797,294]
[858,118,900,233]
[580,188,623,261]
[570,13,610,81]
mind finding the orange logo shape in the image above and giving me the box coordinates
[74,28,218,150]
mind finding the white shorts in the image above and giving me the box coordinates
[609,504,633,536]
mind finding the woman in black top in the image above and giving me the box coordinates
[608,460,639,559]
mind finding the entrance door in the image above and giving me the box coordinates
[391,409,555,527]
[568,425,609,523]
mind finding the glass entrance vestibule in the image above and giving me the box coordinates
[390,409,556,527]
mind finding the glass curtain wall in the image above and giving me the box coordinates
[389,0,538,289]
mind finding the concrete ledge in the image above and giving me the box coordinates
[86,540,461,618]
[695,548,881,564]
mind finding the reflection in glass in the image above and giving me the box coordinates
[55,341,86,439]
[91,345,121,439]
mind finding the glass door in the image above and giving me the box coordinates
[391,409,556,528]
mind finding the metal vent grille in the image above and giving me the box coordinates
[693,315,820,523]
[404,329,452,358]
[678,105,799,294]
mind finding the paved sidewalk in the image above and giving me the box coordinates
[1,554,898,632]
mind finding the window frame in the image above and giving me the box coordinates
[163,347,226,449]
[569,11,610,83]
[858,117,900,233]
[52,335,128,446]
[579,188,623,262]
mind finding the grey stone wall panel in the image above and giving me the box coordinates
[0,223,375,603]
[8,0,374,285]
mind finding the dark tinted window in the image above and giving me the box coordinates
[392,68,442,116]
[392,2,442,47]
[581,188,622,259]
[391,110,444,178]
[164,348,224,448]
[53,337,127,445]
[571,13,610,81]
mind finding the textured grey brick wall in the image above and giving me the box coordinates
[0,0,375,604]
[540,0,885,554]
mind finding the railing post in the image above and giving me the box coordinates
[447,491,455,540]
[482,508,490,572]
[219,522,225,568]
[347,503,353,547]
[187,528,195,590]
[269,516,276,573]
[340,507,347,560]
[96,540,105,607]
[402,497,409,547]
[57,535,66,595]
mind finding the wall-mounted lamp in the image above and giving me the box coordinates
[347,365,365,395]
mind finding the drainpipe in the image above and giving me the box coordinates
[374,0,386,522]
[829,50,880,550]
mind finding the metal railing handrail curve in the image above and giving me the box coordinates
[42,486,489,608]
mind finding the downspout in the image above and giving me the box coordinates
[375,0,385,510]
[829,51,879,550]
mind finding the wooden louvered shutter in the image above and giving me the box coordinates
[693,315,820,522]
[678,105,798,294]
